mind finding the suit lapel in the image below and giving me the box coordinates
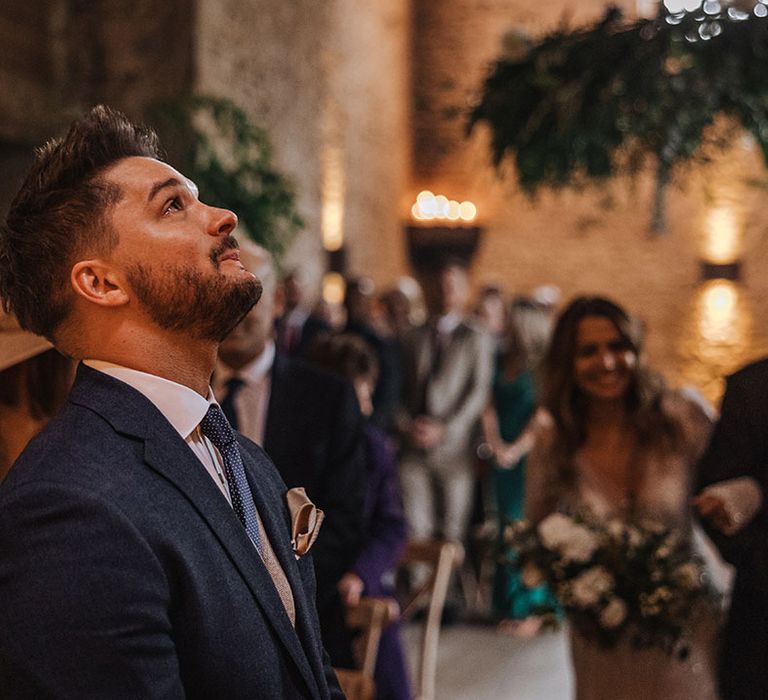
[240,446,328,694]
[69,366,320,698]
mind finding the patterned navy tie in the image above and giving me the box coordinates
[200,404,262,555]
[219,377,245,431]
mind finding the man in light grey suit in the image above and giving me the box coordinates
[398,259,493,545]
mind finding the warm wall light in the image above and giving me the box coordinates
[411,191,477,223]
[699,279,738,343]
[322,144,345,252]
[704,204,740,265]
[322,272,346,305]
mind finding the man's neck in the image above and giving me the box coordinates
[85,328,217,397]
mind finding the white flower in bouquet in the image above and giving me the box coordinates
[538,513,599,563]
[673,562,701,589]
[571,566,614,607]
[626,525,644,549]
[599,597,627,628]
[521,561,545,588]
[606,518,625,539]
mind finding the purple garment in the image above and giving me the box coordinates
[353,425,412,700]
[353,426,407,591]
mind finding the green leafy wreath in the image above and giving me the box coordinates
[469,2,768,232]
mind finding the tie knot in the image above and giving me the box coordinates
[200,404,237,450]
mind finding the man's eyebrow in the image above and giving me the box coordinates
[147,177,182,203]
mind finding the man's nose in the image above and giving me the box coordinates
[208,206,238,237]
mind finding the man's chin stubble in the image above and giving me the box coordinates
[127,262,263,342]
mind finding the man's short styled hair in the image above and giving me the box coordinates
[0,105,161,340]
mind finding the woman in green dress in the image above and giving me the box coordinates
[481,297,558,635]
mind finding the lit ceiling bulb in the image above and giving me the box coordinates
[416,190,434,206]
[418,192,437,217]
[411,192,477,222]
[459,201,477,222]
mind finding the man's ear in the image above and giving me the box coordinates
[70,260,130,307]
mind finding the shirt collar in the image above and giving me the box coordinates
[83,359,215,440]
[436,312,462,336]
[285,307,309,327]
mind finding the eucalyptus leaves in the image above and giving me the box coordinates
[470,2,768,232]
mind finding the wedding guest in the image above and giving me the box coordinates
[398,258,494,549]
[474,284,507,348]
[344,276,402,435]
[526,296,718,699]
[380,277,425,342]
[275,269,331,357]
[380,287,413,341]
[695,358,768,700]
[309,334,411,700]
[216,241,366,668]
[0,312,73,479]
[480,297,556,635]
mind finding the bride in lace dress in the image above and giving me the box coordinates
[526,296,719,700]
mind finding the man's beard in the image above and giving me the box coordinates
[127,258,262,342]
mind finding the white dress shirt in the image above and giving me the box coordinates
[213,341,275,445]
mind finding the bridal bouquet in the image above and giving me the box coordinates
[506,511,715,656]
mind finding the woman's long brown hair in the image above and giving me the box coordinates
[539,296,682,488]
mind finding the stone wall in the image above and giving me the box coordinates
[0,0,195,211]
[195,0,411,295]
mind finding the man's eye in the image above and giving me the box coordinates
[164,197,183,214]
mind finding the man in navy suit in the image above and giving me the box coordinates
[0,106,343,698]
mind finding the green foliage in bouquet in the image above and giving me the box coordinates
[147,95,303,257]
[507,511,717,656]
[469,2,768,232]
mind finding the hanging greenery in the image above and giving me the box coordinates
[147,95,302,256]
[469,1,768,232]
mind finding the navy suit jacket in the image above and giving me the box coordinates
[696,358,768,699]
[0,364,342,699]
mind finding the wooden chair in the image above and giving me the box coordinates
[334,596,397,700]
[334,668,376,700]
[399,539,465,700]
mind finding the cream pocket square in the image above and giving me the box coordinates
[287,487,324,559]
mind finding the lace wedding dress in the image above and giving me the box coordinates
[527,394,721,700]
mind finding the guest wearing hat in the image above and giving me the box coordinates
[0,312,73,479]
